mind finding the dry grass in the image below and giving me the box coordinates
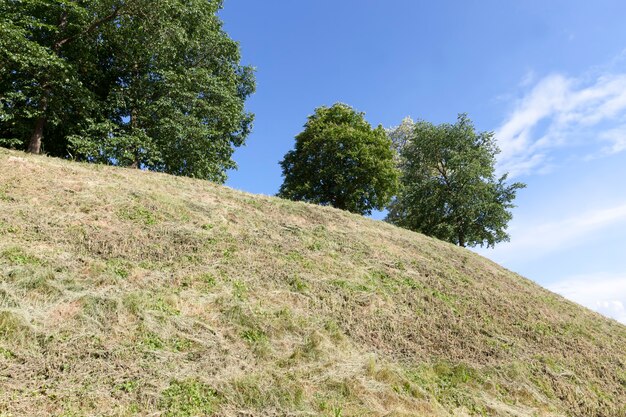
[0,148,624,416]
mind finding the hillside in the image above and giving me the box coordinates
[0,148,624,417]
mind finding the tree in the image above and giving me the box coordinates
[0,0,254,183]
[278,103,398,215]
[0,0,102,154]
[387,114,525,248]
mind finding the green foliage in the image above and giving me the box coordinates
[159,379,219,417]
[1,247,40,265]
[0,0,91,151]
[117,205,158,226]
[387,114,525,247]
[241,328,267,344]
[0,0,254,182]
[278,103,398,215]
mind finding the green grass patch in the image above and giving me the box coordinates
[159,379,219,417]
[124,291,180,317]
[0,346,16,359]
[232,280,248,300]
[0,310,30,342]
[152,295,181,316]
[405,362,486,412]
[241,328,267,345]
[198,272,217,288]
[117,204,158,225]
[0,187,14,202]
[284,251,313,269]
[1,247,41,266]
[142,332,165,350]
[0,220,18,234]
[106,258,131,279]
[17,271,60,296]
[230,374,304,410]
[115,379,140,393]
[288,275,308,292]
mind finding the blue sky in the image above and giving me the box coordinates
[220,1,626,323]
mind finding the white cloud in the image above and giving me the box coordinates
[548,273,626,324]
[496,71,626,177]
[596,125,626,157]
[477,202,626,262]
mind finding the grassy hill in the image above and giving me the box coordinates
[0,148,624,417]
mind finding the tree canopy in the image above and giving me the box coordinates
[278,103,398,215]
[387,114,525,248]
[0,0,254,182]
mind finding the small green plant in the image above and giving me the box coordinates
[241,328,267,345]
[107,258,131,279]
[289,275,307,292]
[142,332,164,350]
[220,246,237,261]
[307,240,323,251]
[200,272,217,288]
[232,280,247,300]
[116,379,139,393]
[152,296,180,316]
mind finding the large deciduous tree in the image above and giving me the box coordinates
[0,0,254,182]
[387,114,525,248]
[0,0,104,154]
[278,103,398,215]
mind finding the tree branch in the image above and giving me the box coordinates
[435,162,451,187]
[54,5,125,50]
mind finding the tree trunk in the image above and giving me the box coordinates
[27,116,46,154]
[26,10,69,155]
[458,233,466,248]
[129,106,140,168]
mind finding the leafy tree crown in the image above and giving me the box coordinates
[278,103,398,215]
[387,114,525,247]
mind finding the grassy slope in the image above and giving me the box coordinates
[0,148,624,417]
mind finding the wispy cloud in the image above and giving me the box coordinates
[496,70,626,177]
[478,202,626,262]
[596,125,626,157]
[548,273,626,324]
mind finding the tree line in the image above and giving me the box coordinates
[278,103,526,248]
[1,1,524,248]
